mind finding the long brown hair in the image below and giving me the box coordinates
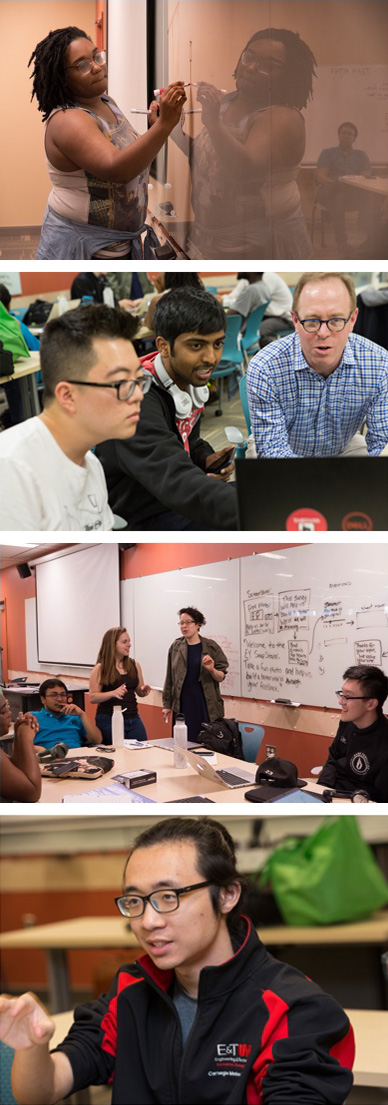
[97,627,137,685]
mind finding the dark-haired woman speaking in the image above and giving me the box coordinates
[162,607,228,742]
[29,27,186,259]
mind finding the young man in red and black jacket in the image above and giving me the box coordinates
[2,818,354,1104]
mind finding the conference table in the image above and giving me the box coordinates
[38,742,353,805]
[0,351,41,418]
[1,910,387,1013]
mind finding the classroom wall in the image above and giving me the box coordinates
[1,1,97,226]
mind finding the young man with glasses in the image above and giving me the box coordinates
[319,665,388,801]
[31,679,101,752]
[0,305,149,530]
[247,272,388,458]
[1,818,354,1104]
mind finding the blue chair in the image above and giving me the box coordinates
[211,314,244,416]
[0,1042,18,1105]
[10,307,28,323]
[240,302,270,367]
[238,722,265,763]
[239,374,251,435]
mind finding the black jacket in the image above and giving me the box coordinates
[56,918,354,1104]
[319,714,388,801]
[96,382,238,529]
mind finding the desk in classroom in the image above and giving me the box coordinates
[0,352,41,419]
[38,744,352,805]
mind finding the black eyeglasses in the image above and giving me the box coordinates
[335,691,370,701]
[65,374,151,401]
[295,314,353,334]
[115,881,210,918]
[67,49,106,75]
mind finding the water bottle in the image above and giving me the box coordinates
[112,705,124,747]
[103,285,115,308]
[173,713,188,768]
[57,295,68,316]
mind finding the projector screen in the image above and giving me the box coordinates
[35,545,121,667]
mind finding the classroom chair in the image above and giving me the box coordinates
[238,722,265,763]
[240,302,270,367]
[239,373,251,435]
[211,314,244,416]
[0,1042,18,1105]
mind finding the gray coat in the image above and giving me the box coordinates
[162,635,228,720]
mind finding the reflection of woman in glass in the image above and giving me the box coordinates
[175,29,316,260]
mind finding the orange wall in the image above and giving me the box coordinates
[15,274,80,297]
[1,567,35,674]
[121,542,301,578]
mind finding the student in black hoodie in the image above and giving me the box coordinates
[319,664,388,801]
[2,818,354,1104]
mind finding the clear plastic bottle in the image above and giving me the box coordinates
[173,713,188,768]
[112,705,124,747]
[103,285,115,308]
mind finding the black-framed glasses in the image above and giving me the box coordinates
[45,692,68,700]
[65,374,151,401]
[115,881,211,918]
[179,619,195,627]
[296,314,352,334]
[335,691,370,701]
[67,49,106,75]
[240,48,284,73]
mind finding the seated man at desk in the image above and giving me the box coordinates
[223,272,293,346]
[0,694,41,802]
[1,817,354,1104]
[316,122,372,251]
[96,289,238,530]
[319,664,388,802]
[32,679,101,752]
[247,271,388,458]
[0,304,147,531]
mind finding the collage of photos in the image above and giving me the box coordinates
[0,2,388,1105]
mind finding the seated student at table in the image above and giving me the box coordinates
[0,283,40,428]
[0,694,41,802]
[319,665,388,802]
[316,122,372,252]
[223,272,293,346]
[90,626,151,744]
[0,304,148,531]
[1,817,354,1105]
[31,680,101,752]
[96,289,238,530]
[247,271,388,458]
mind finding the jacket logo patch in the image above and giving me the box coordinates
[350,752,370,775]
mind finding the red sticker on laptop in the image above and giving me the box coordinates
[286,508,328,531]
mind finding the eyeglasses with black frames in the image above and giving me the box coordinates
[65,374,151,401]
[335,691,370,701]
[295,314,353,334]
[115,881,211,918]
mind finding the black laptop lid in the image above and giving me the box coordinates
[235,457,388,531]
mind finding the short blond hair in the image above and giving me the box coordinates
[292,272,357,314]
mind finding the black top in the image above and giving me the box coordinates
[96,671,138,718]
[319,714,388,801]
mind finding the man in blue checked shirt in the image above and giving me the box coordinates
[247,272,388,459]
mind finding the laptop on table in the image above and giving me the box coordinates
[182,748,257,789]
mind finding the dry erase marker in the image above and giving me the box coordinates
[153,82,195,95]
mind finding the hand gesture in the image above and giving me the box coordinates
[139,684,151,697]
[148,100,160,126]
[159,82,187,130]
[113,683,127,700]
[162,708,171,724]
[60,703,82,717]
[196,82,223,126]
[202,653,215,674]
[0,993,54,1051]
[14,713,39,738]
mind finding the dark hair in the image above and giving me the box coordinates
[39,678,68,698]
[28,26,92,121]
[39,304,139,403]
[0,284,11,311]
[153,288,226,351]
[179,606,206,627]
[235,27,316,110]
[338,121,358,138]
[124,818,247,937]
[164,273,203,291]
[343,666,388,711]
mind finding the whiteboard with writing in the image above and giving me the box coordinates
[122,560,241,695]
[303,65,388,163]
[240,545,388,708]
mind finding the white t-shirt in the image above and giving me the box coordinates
[0,417,113,531]
[223,274,292,320]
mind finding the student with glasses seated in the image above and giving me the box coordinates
[0,305,149,531]
[247,272,388,458]
[318,665,388,802]
[31,680,101,753]
[0,818,354,1104]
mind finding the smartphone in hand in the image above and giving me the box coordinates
[206,447,235,475]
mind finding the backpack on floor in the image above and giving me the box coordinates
[197,717,243,759]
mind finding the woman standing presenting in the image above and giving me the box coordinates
[28,26,186,259]
[90,627,151,744]
[163,607,228,742]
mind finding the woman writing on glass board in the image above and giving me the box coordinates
[163,608,228,742]
[173,28,316,260]
[89,627,151,744]
[29,26,186,259]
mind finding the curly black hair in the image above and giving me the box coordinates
[28,26,91,121]
[234,28,317,110]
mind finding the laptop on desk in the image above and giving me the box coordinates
[182,748,256,789]
[235,457,388,531]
